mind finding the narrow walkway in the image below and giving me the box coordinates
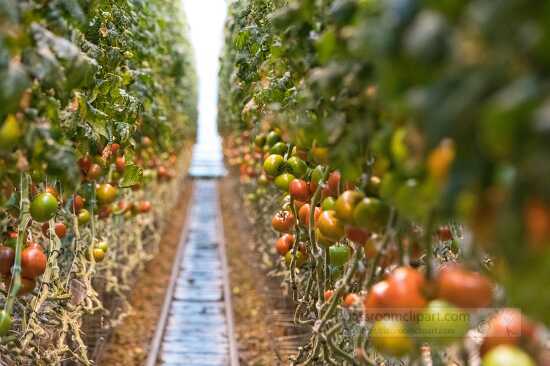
[157,180,236,366]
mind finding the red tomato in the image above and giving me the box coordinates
[436,263,493,308]
[0,245,15,275]
[42,222,67,239]
[345,226,370,245]
[275,234,294,256]
[298,204,321,228]
[271,211,296,233]
[327,171,341,197]
[480,309,536,355]
[137,200,152,213]
[115,156,125,172]
[21,243,47,279]
[72,194,85,213]
[363,280,390,320]
[343,293,360,308]
[324,290,334,302]
[289,179,310,202]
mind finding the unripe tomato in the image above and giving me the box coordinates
[289,179,310,202]
[482,345,535,366]
[97,241,109,253]
[366,176,381,196]
[334,190,365,223]
[321,197,336,211]
[96,184,117,205]
[343,293,360,308]
[30,192,58,222]
[86,163,103,180]
[275,234,294,256]
[436,264,493,308]
[345,226,370,245]
[287,156,308,178]
[265,131,281,147]
[263,154,284,176]
[21,243,47,279]
[271,211,296,233]
[310,165,324,188]
[254,134,266,147]
[274,173,295,192]
[298,204,321,228]
[284,250,306,268]
[353,197,390,232]
[0,115,21,150]
[269,142,287,155]
[0,245,15,275]
[417,300,469,347]
[329,245,351,267]
[315,228,336,247]
[318,210,345,241]
[0,310,12,336]
[78,209,91,226]
[93,248,106,262]
[370,319,414,357]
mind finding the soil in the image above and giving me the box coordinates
[98,180,194,366]
[219,175,309,366]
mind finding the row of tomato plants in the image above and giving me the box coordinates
[220,0,549,365]
[0,0,195,363]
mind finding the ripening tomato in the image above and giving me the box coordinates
[334,190,365,223]
[115,156,125,172]
[45,186,59,200]
[345,226,370,245]
[480,309,536,356]
[0,310,12,336]
[0,245,15,275]
[96,184,117,205]
[30,192,58,222]
[263,154,285,176]
[436,264,493,308]
[274,173,295,192]
[275,234,294,256]
[311,147,329,164]
[271,211,296,233]
[329,245,351,267]
[321,197,336,211]
[343,293,360,308]
[482,345,535,366]
[310,165,324,188]
[353,197,390,232]
[287,156,308,178]
[42,222,67,239]
[21,243,47,279]
[78,209,91,226]
[72,194,85,213]
[370,319,414,357]
[87,163,103,180]
[417,300,469,347]
[284,250,306,268]
[93,248,106,262]
[316,228,336,247]
[289,179,310,202]
[298,204,321,228]
[317,210,345,241]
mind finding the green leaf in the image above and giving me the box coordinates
[119,163,143,188]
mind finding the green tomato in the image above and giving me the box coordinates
[353,197,390,232]
[482,345,535,366]
[311,165,324,184]
[254,133,266,147]
[0,310,12,336]
[263,154,285,176]
[274,173,296,192]
[30,193,58,222]
[287,156,308,178]
[0,115,21,150]
[284,250,306,268]
[321,197,336,211]
[266,131,281,147]
[417,300,470,347]
[370,319,414,357]
[329,245,351,267]
[78,209,91,226]
[97,241,109,253]
[269,142,287,155]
